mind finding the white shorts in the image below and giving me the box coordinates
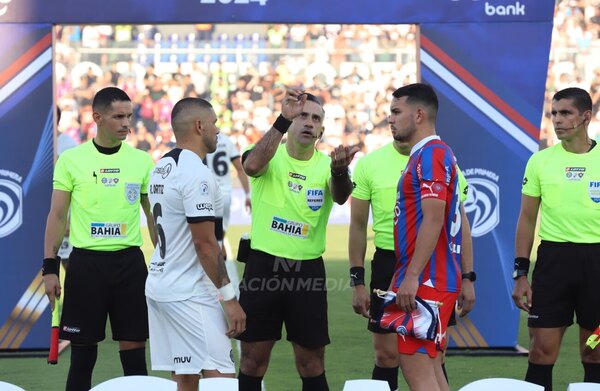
[147,292,235,375]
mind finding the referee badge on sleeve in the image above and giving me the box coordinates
[125,183,141,204]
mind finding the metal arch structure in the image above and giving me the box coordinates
[0,0,554,351]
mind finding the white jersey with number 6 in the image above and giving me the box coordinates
[204,134,240,196]
[145,148,223,302]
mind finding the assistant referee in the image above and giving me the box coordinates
[43,87,156,391]
[512,87,600,390]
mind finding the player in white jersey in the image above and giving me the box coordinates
[205,133,251,232]
[145,97,246,391]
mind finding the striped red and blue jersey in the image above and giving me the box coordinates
[392,137,462,293]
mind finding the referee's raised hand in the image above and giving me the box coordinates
[280,89,308,121]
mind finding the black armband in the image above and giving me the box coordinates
[214,217,224,241]
[331,168,350,178]
[513,257,530,280]
[349,266,365,287]
[42,256,61,276]
[273,114,292,134]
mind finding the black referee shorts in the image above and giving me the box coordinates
[529,241,600,330]
[60,246,149,344]
[236,249,330,348]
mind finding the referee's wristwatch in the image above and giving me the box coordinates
[461,271,476,282]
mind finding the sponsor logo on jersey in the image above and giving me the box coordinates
[270,216,309,238]
[99,168,120,174]
[153,163,172,179]
[484,1,525,16]
[421,182,444,199]
[464,168,501,237]
[62,325,81,334]
[150,184,164,194]
[90,222,127,238]
[288,181,303,193]
[0,169,23,238]
[200,181,209,195]
[306,188,324,211]
[125,182,141,204]
[101,177,119,187]
[589,181,600,203]
[565,167,585,181]
[289,172,306,181]
[196,203,213,211]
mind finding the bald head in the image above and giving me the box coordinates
[171,97,214,134]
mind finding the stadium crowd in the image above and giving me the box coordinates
[54,0,600,162]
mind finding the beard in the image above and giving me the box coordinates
[392,124,417,143]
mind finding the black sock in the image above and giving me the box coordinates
[238,371,263,391]
[66,345,98,391]
[119,347,148,376]
[525,361,553,391]
[583,362,600,383]
[442,362,449,385]
[301,372,329,391]
[372,365,399,391]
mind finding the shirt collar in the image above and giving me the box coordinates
[410,135,441,156]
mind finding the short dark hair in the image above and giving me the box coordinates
[301,92,322,106]
[171,98,213,123]
[392,83,439,118]
[553,87,592,114]
[92,87,131,112]
[171,97,214,132]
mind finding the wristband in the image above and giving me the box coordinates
[513,257,530,280]
[349,266,365,287]
[331,168,350,178]
[273,114,292,134]
[42,256,61,276]
[218,283,236,301]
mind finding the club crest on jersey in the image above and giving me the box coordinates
[306,188,324,211]
[125,183,141,204]
[565,167,585,181]
[421,182,443,199]
[90,222,127,238]
[589,181,600,203]
[270,216,309,238]
[200,181,209,195]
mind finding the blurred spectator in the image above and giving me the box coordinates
[55,4,600,167]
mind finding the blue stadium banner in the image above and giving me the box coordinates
[421,21,553,348]
[0,0,552,24]
[0,24,54,351]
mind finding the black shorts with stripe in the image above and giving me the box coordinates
[529,241,600,330]
[236,249,330,348]
[59,246,149,344]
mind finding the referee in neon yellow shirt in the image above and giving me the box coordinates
[42,87,156,391]
[349,135,474,391]
[236,90,359,391]
[513,87,600,390]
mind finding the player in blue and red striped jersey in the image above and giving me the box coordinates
[390,83,464,391]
